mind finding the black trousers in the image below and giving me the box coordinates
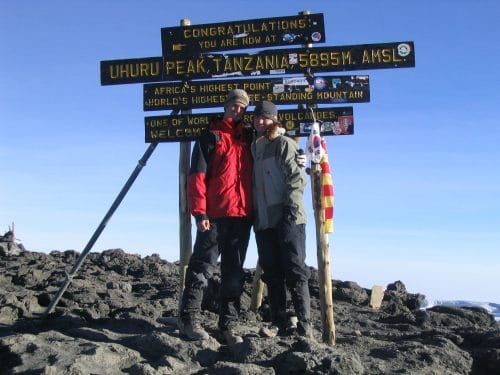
[179,217,251,330]
[255,222,311,324]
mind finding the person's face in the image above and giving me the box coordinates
[253,115,273,134]
[223,102,247,121]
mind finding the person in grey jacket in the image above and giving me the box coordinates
[251,101,313,339]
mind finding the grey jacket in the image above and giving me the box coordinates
[251,132,307,231]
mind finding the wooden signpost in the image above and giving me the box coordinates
[101,14,415,347]
[46,11,415,348]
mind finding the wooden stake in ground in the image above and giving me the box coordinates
[310,159,336,345]
[370,285,385,309]
[250,263,264,312]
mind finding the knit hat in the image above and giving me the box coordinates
[225,89,250,107]
[254,101,278,122]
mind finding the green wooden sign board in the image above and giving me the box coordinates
[144,75,369,110]
[145,106,353,142]
[101,41,414,85]
[161,13,325,55]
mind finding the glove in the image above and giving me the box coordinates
[243,125,255,144]
[282,205,298,224]
[296,149,307,168]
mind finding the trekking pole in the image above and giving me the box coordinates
[44,141,160,316]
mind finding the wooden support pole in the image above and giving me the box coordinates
[299,8,335,345]
[177,19,193,311]
[310,162,336,345]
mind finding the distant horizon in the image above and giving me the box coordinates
[4,237,500,309]
[10,242,500,306]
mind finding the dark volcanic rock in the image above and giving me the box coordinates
[0,249,499,374]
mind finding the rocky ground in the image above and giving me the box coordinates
[0,248,499,374]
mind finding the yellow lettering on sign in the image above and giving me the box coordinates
[212,56,223,72]
[164,61,176,75]
[230,56,245,71]
[187,116,210,126]
[181,16,311,43]
[148,129,165,139]
[243,81,270,91]
[144,97,189,108]
[298,51,353,69]
[349,91,364,99]
[242,36,262,46]
[276,92,313,101]
[254,55,265,70]
[153,85,190,95]
[244,56,253,71]
[247,93,261,102]
[191,94,226,105]
[362,48,403,64]
[265,35,276,43]
[220,38,238,47]
[279,113,298,121]
[164,58,207,77]
[316,111,338,120]
[148,118,168,128]
[187,60,197,74]
[109,62,160,80]
[198,40,216,49]
[316,91,348,100]
[197,82,241,93]
[149,126,203,141]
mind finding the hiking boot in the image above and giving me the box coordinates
[288,315,298,330]
[222,329,243,345]
[259,325,280,338]
[179,319,209,341]
[297,321,314,340]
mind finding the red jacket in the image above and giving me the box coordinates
[187,116,253,220]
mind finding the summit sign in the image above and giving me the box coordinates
[100,41,414,85]
[161,13,325,55]
[143,75,370,110]
[159,42,414,80]
[145,106,354,142]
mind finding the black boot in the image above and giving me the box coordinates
[267,279,287,333]
[290,281,313,339]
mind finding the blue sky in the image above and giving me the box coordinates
[1,0,499,302]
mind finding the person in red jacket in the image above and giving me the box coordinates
[179,89,253,345]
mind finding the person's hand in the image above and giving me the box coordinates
[296,149,307,168]
[197,219,210,232]
[282,205,297,225]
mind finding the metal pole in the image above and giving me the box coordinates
[45,110,179,317]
